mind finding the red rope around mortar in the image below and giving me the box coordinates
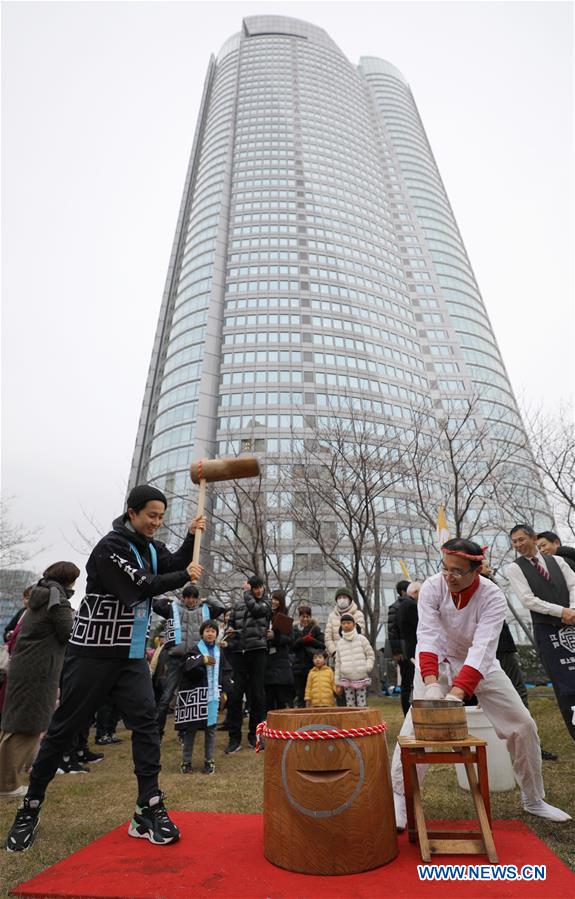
[255,720,387,752]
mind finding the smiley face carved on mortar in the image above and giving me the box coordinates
[281,724,365,818]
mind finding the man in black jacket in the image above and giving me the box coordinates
[537,531,575,573]
[387,580,414,715]
[5,485,204,853]
[224,576,272,753]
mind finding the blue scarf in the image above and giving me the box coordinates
[198,638,220,726]
[172,599,182,645]
[127,541,157,659]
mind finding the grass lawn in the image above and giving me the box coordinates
[1,688,573,896]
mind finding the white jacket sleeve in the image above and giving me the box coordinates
[334,643,341,683]
[415,578,443,658]
[461,589,507,675]
[325,613,337,656]
[556,556,575,607]
[506,560,566,619]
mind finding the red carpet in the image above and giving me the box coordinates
[11,812,575,898]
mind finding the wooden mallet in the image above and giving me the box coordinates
[189,456,261,565]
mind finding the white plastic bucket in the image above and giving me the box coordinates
[455,706,516,792]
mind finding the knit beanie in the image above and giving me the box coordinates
[340,613,355,623]
[334,587,353,603]
[126,485,168,512]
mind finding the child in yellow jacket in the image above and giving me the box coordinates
[305,650,338,707]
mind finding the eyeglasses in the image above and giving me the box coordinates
[441,567,473,580]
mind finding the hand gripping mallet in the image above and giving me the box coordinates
[189,456,261,565]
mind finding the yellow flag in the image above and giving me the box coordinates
[436,505,450,547]
[399,559,411,580]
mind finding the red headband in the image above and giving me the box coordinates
[441,545,487,561]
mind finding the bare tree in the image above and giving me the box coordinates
[65,507,108,557]
[405,395,539,546]
[0,497,42,568]
[161,463,312,607]
[202,469,307,603]
[403,396,555,646]
[287,403,405,651]
[524,400,575,542]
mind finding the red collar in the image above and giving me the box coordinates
[451,575,480,610]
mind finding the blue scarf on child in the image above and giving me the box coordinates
[198,638,220,726]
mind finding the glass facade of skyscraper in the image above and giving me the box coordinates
[129,16,547,623]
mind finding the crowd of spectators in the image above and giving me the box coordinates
[2,492,573,853]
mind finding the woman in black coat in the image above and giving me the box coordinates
[0,561,79,796]
[291,604,325,707]
[264,591,294,711]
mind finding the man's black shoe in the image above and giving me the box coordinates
[541,749,559,761]
[56,755,90,774]
[5,798,41,852]
[224,741,242,754]
[128,791,180,845]
[247,735,257,749]
[77,749,104,764]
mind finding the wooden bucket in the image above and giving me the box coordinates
[262,707,398,875]
[411,699,468,741]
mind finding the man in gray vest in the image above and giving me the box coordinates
[507,524,575,742]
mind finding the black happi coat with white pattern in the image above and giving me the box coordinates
[68,516,196,659]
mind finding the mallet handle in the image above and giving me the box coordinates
[191,479,206,566]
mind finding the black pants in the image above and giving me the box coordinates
[399,658,415,716]
[550,681,575,742]
[265,683,294,712]
[293,671,310,707]
[228,650,267,742]
[156,654,183,736]
[96,698,121,738]
[28,655,161,802]
[534,625,575,742]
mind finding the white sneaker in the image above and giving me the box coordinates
[394,792,407,831]
[0,785,28,798]
[523,800,572,823]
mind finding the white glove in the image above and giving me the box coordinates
[423,682,444,701]
[571,705,575,725]
[444,692,463,702]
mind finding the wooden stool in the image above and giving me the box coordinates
[398,735,498,863]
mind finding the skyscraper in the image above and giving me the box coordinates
[129,15,547,623]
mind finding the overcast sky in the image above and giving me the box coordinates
[2,0,573,592]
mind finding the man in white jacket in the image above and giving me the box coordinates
[390,538,571,829]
